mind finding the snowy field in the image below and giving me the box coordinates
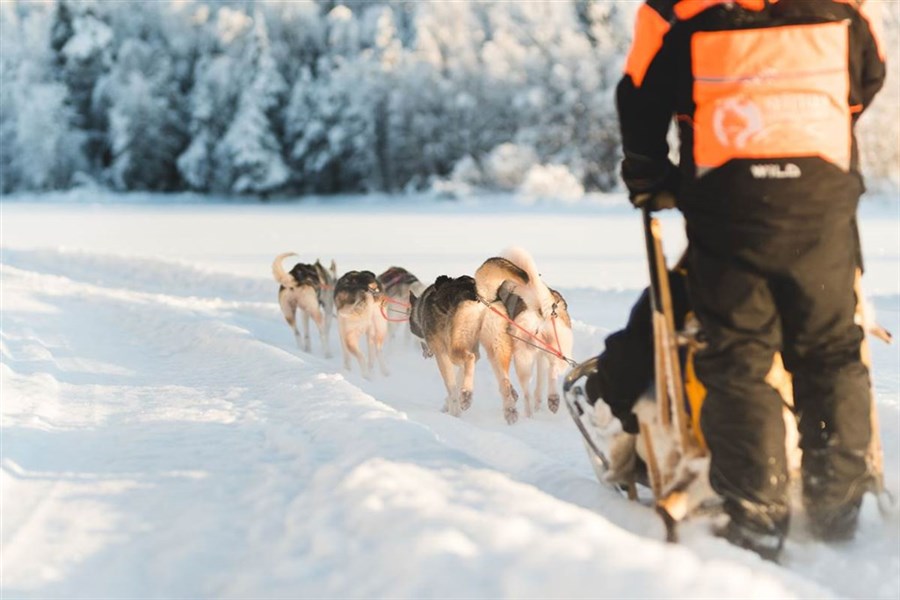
[2,195,899,598]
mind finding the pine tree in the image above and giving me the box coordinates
[51,0,113,176]
[215,10,289,195]
[2,2,86,191]
[99,39,187,190]
[177,7,250,192]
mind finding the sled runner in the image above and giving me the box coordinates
[565,208,893,542]
[856,269,895,514]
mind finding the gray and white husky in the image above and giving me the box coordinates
[377,266,426,343]
[408,275,486,418]
[272,252,337,357]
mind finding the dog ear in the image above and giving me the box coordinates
[330,260,337,278]
[408,290,418,305]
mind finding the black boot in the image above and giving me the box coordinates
[716,518,785,562]
[806,497,862,542]
[715,499,789,562]
[802,451,868,543]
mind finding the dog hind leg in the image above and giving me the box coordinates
[534,355,548,413]
[546,355,563,413]
[348,331,370,379]
[279,292,303,350]
[372,306,390,376]
[434,351,458,415]
[514,348,536,419]
[307,305,332,359]
[338,319,352,371]
[480,309,519,422]
[301,312,312,352]
[454,351,478,414]
[453,302,486,413]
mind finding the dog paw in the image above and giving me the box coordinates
[460,390,473,411]
[504,406,519,425]
[548,394,560,413]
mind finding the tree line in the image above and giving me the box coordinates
[1,1,896,198]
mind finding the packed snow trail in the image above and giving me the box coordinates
[2,202,899,598]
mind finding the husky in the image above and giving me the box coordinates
[334,270,389,379]
[525,287,574,414]
[272,253,337,357]
[377,266,426,342]
[476,247,574,421]
[408,275,486,418]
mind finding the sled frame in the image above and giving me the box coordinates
[855,269,891,511]
[641,207,706,541]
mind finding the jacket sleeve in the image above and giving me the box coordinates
[616,1,678,197]
[852,3,887,115]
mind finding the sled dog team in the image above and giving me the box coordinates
[272,249,573,424]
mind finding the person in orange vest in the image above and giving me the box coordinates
[616,0,886,559]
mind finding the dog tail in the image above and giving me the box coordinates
[475,257,529,304]
[272,252,298,288]
[501,246,555,318]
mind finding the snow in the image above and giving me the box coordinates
[2,195,899,598]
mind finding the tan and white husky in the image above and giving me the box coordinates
[333,270,389,379]
[476,247,574,422]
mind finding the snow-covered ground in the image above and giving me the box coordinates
[2,196,899,598]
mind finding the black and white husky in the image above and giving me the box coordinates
[272,253,337,357]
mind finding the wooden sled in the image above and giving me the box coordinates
[565,208,893,543]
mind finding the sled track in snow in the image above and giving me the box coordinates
[3,248,899,598]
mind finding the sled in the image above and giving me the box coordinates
[637,207,710,540]
[563,208,714,540]
[564,208,893,542]
[856,268,895,514]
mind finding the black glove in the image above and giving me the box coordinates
[631,189,678,212]
[621,152,679,211]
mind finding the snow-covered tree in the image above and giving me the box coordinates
[1,2,86,192]
[214,11,289,194]
[51,1,113,173]
[177,53,239,192]
[177,7,251,192]
[97,39,187,190]
[1,0,896,196]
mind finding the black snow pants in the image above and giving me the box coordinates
[688,216,872,535]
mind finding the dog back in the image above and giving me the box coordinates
[334,271,381,313]
[410,275,479,341]
[474,258,529,303]
[378,267,420,294]
[289,263,321,289]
